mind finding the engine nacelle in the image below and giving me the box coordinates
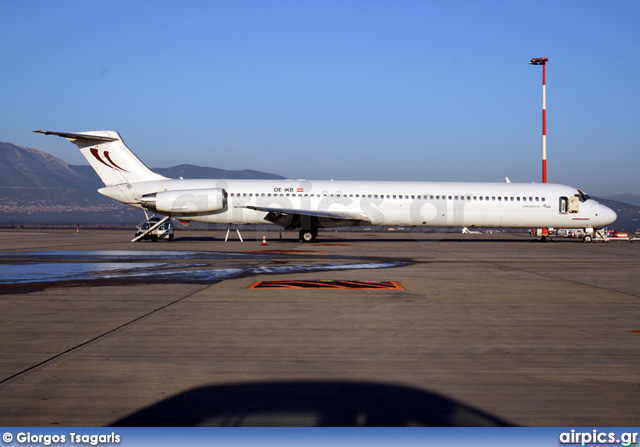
[140,188,227,215]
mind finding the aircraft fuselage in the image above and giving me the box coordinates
[99,178,616,230]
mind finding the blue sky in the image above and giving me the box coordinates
[1,0,638,196]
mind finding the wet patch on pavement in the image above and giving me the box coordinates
[0,250,412,294]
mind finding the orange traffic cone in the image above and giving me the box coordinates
[262,234,268,246]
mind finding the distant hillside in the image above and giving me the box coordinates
[155,164,284,180]
[604,194,640,208]
[0,142,93,195]
[0,142,284,226]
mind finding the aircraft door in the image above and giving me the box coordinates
[559,197,568,214]
[569,196,580,213]
[559,196,580,214]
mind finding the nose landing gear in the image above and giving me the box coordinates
[299,228,318,243]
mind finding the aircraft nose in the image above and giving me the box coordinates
[598,205,617,226]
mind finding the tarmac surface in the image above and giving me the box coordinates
[0,229,638,426]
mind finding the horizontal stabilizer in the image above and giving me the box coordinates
[33,130,118,143]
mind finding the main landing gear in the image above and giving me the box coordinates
[299,228,318,243]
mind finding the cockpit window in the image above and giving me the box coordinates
[576,190,590,202]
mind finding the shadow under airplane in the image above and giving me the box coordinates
[111,380,512,427]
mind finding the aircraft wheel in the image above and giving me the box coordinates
[299,229,317,243]
[583,235,592,243]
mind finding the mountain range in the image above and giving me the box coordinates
[1,141,638,232]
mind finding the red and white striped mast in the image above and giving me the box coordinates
[529,57,549,183]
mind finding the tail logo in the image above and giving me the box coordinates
[90,148,129,172]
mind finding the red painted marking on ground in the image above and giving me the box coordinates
[248,280,404,290]
[242,250,326,254]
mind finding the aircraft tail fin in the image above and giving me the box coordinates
[34,130,167,187]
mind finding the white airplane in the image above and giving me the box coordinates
[35,130,617,243]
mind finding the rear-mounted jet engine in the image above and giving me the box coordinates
[140,188,227,214]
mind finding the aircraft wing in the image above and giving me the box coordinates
[240,205,371,223]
